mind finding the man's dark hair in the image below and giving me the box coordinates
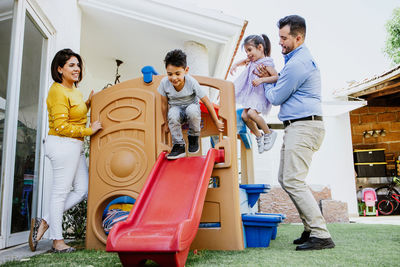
[51,48,83,84]
[278,15,306,38]
[164,49,187,68]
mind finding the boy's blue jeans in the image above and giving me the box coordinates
[168,103,201,145]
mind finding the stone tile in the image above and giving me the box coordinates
[320,199,349,223]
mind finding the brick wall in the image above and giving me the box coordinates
[259,186,349,223]
[350,106,400,159]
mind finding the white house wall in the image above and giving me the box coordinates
[34,0,82,52]
[30,0,246,221]
[77,0,244,98]
[29,1,358,221]
[309,114,358,216]
[31,0,83,231]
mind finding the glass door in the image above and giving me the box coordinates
[10,12,45,235]
[0,0,14,247]
[0,0,51,248]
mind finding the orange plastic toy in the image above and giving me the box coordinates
[86,74,244,262]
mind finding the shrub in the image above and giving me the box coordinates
[62,199,87,240]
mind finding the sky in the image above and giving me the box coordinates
[194,0,400,99]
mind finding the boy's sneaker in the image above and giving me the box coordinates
[256,135,264,154]
[167,144,186,159]
[188,135,200,154]
[264,130,277,151]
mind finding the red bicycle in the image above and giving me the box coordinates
[376,177,400,215]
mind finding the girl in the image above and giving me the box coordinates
[230,34,278,153]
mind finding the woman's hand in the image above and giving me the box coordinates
[85,90,94,107]
[90,120,102,134]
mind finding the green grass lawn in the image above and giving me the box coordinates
[3,223,399,267]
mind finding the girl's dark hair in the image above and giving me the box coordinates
[164,49,187,68]
[243,34,271,57]
[50,48,83,84]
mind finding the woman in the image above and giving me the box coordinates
[29,49,102,253]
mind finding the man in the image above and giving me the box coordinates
[258,15,335,251]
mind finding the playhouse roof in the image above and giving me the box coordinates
[78,0,247,91]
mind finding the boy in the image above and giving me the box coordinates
[158,49,224,160]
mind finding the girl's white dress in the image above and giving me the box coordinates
[234,57,274,114]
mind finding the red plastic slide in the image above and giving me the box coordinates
[106,148,224,267]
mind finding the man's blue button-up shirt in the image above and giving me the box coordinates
[264,44,322,121]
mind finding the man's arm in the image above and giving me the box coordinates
[262,63,307,105]
[200,96,224,132]
[252,66,279,86]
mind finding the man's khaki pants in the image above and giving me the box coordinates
[278,120,331,239]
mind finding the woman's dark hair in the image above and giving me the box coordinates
[164,49,187,68]
[277,15,306,38]
[51,48,83,84]
[243,34,271,57]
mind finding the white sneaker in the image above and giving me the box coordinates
[264,130,277,151]
[256,135,264,154]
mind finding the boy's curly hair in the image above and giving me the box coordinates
[164,49,187,68]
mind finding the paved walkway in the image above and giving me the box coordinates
[349,215,400,225]
[1,216,400,265]
[0,239,52,265]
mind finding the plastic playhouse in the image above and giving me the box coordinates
[85,68,285,266]
[361,188,378,216]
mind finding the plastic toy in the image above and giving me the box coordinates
[362,188,378,216]
[239,184,285,247]
[107,148,224,266]
[85,70,244,260]
[236,108,254,184]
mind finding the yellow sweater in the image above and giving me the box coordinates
[47,82,93,140]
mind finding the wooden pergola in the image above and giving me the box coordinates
[345,65,400,106]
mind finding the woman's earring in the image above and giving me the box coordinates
[59,72,62,75]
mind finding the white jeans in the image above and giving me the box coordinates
[43,135,88,240]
